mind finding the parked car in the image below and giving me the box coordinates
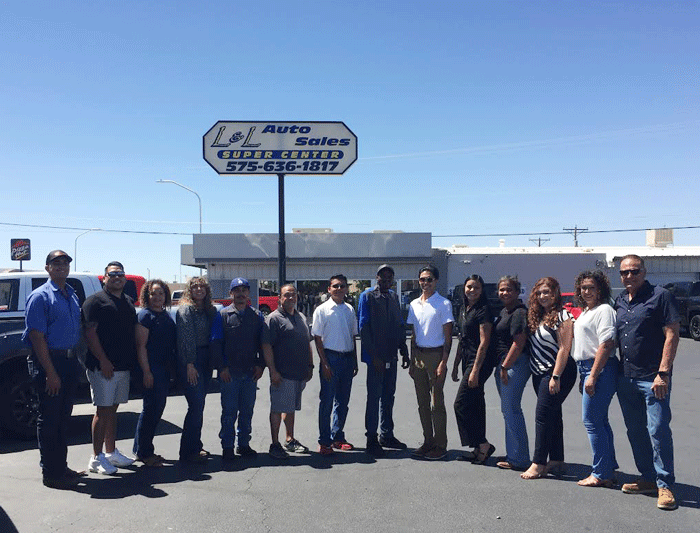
[0,272,103,438]
[663,281,700,341]
[97,273,146,306]
[561,292,582,319]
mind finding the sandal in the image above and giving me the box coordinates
[520,464,547,479]
[472,444,495,465]
[577,475,614,488]
[139,454,165,467]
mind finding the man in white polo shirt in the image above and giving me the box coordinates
[312,274,359,454]
[407,265,453,460]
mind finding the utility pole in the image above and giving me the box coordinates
[529,237,550,247]
[563,225,588,247]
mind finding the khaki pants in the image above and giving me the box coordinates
[412,346,447,449]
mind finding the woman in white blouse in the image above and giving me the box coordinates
[572,270,619,488]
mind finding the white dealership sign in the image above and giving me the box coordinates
[203,121,357,175]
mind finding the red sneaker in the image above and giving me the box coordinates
[332,441,354,451]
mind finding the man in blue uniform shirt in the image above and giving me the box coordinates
[23,250,85,489]
[615,254,680,511]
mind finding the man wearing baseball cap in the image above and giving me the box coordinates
[23,250,85,489]
[210,277,271,461]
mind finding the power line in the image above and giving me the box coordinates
[434,225,700,238]
[563,226,588,247]
[0,222,191,236]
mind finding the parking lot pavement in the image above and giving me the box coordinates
[1,339,699,533]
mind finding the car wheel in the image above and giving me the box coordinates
[690,314,700,342]
[0,370,40,440]
[260,305,271,317]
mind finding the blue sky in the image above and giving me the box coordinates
[1,1,698,281]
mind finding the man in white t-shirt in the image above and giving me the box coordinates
[312,274,359,454]
[407,265,453,460]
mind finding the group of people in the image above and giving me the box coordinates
[447,255,679,511]
[24,251,680,511]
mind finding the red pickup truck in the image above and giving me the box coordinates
[213,288,279,316]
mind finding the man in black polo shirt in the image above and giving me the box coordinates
[211,277,272,461]
[614,254,680,510]
[265,284,313,460]
[83,261,138,475]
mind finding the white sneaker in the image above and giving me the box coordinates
[88,453,118,475]
[105,448,135,467]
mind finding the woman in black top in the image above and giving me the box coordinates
[493,276,531,470]
[133,279,176,466]
[452,275,496,463]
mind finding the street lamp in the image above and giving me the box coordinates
[156,179,202,233]
[74,228,100,271]
[156,179,203,275]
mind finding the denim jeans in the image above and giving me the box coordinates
[133,363,171,459]
[31,352,80,480]
[365,358,397,441]
[578,357,619,480]
[494,351,531,468]
[318,351,355,446]
[617,374,674,489]
[179,347,212,459]
[219,371,257,449]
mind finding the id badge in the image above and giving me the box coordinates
[385,362,390,369]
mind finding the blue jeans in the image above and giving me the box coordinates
[365,358,397,441]
[617,374,674,489]
[133,363,170,459]
[219,371,257,449]
[494,352,531,468]
[179,347,212,459]
[319,351,355,446]
[30,352,80,480]
[578,357,619,480]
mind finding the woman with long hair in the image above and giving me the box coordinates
[493,276,531,471]
[572,270,618,488]
[133,279,176,467]
[521,277,577,479]
[176,277,219,463]
[452,275,496,464]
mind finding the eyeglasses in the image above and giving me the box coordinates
[107,271,125,278]
[419,277,434,283]
[331,284,347,289]
[619,269,641,277]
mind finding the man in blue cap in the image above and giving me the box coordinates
[211,277,271,461]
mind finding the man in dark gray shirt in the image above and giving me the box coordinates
[265,284,313,459]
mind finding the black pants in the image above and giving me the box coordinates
[454,361,493,448]
[531,356,576,465]
[31,351,80,480]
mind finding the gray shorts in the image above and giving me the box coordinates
[87,369,130,406]
[270,378,306,413]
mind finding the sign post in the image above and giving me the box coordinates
[203,121,357,290]
[11,239,31,272]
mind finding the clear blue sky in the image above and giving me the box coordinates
[1,1,698,282]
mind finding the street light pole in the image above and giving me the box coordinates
[156,179,203,275]
[74,228,100,272]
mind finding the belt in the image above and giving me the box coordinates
[416,345,443,352]
[325,348,354,356]
[48,348,75,358]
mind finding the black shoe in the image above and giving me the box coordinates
[222,448,236,461]
[366,439,385,457]
[236,445,258,458]
[43,474,78,490]
[65,467,87,478]
[379,436,407,450]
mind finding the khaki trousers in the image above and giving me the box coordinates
[412,346,447,449]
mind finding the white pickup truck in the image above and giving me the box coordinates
[0,272,103,438]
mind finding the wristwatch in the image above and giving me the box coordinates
[552,374,560,381]
[657,371,669,378]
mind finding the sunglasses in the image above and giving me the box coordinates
[107,271,126,278]
[619,269,641,277]
[419,277,434,283]
[331,283,347,289]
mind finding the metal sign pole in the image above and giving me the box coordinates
[278,173,286,292]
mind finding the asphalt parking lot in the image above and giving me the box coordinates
[1,339,699,533]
